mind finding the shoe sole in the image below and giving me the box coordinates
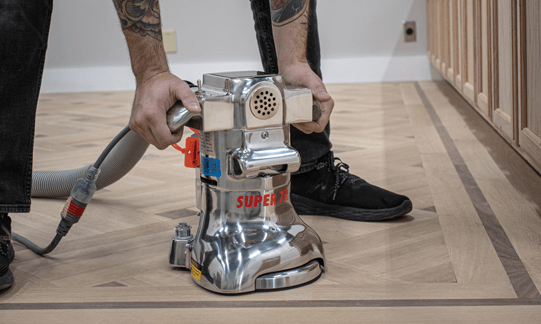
[0,268,14,291]
[291,194,413,221]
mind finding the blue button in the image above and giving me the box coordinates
[202,156,221,177]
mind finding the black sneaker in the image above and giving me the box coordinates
[0,214,15,291]
[291,152,412,221]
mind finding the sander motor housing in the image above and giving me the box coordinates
[168,71,326,294]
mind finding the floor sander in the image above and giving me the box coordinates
[15,71,326,294]
[167,72,325,293]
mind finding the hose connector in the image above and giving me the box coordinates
[58,166,101,236]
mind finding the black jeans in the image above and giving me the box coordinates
[0,0,53,213]
[0,0,332,214]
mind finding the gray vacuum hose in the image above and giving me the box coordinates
[31,130,149,197]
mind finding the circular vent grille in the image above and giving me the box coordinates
[249,86,280,120]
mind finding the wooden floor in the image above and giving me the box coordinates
[1,81,541,323]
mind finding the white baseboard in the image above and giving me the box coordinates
[321,55,432,84]
[40,55,432,94]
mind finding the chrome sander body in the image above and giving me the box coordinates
[167,72,325,294]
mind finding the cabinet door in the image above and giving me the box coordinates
[428,0,433,63]
[436,0,444,71]
[475,0,491,117]
[455,0,465,90]
[519,0,541,170]
[441,0,451,78]
[460,0,476,102]
[492,0,517,141]
[448,0,460,83]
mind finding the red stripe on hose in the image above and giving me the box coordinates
[68,201,85,217]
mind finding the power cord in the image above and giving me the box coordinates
[12,125,131,255]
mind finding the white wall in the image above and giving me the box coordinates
[41,0,429,93]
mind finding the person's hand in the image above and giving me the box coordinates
[281,63,334,134]
[129,71,201,150]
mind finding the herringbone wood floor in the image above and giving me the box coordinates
[1,81,541,323]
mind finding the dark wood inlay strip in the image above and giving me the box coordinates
[1,298,540,310]
[414,82,541,299]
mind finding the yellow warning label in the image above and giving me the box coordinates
[191,266,201,282]
[191,259,201,282]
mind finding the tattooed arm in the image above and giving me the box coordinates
[113,0,200,149]
[270,0,333,134]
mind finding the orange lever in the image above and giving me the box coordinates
[172,128,200,168]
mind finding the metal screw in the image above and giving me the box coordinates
[195,79,205,99]
[261,131,269,139]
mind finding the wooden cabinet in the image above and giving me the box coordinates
[520,0,541,172]
[427,0,541,173]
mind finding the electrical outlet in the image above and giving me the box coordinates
[162,30,177,53]
[404,21,416,42]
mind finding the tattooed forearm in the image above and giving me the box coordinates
[113,0,162,41]
[270,0,308,27]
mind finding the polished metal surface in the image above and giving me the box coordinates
[166,84,233,133]
[283,87,314,124]
[167,102,201,133]
[169,222,193,268]
[255,260,323,290]
[167,71,326,294]
[174,222,192,238]
[191,182,325,294]
[229,128,300,179]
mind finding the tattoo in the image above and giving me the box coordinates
[270,0,309,27]
[113,0,162,41]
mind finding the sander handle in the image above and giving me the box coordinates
[166,91,322,132]
[166,101,203,133]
